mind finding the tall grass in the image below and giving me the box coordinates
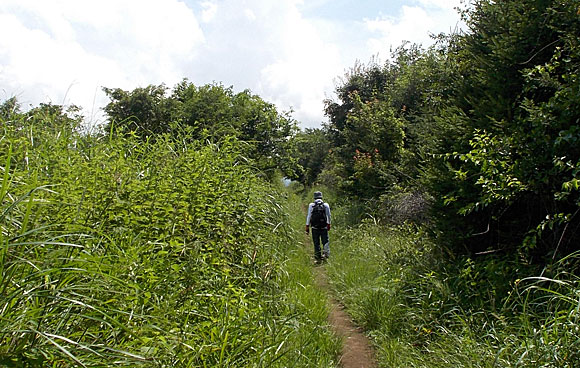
[325,219,580,367]
[0,112,339,366]
[269,191,340,367]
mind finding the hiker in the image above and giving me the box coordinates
[305,191,331,264]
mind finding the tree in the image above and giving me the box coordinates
[322,45,453,199]
[292,128,330,186]
[0,97,20,122]
[430,0,580,258]
[102,80,300,179]
[103,85,177,137]
[171,81,236,137]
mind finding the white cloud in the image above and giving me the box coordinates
[201,1,218,23]
[366,6,433,55]
[0,0,463,129]
[365,1,463,58]
[417,0,462,11]
[0,11,125,121]
[244,9,257,22]
[188,0,345,128]
[259,9,343,126]
[0,0,204,123]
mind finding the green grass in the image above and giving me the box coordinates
[325,218,580,368]
[271,191,341,367]
[0,114,340,366]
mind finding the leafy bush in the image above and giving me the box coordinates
[0,107,337,366]
[326,220,580,367]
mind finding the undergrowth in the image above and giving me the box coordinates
[0,113,338,366]
[326,215,580,367]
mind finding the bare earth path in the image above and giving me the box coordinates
[313,265,378,368]
[302,201,377,367]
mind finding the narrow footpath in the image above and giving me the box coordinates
[313,266,377,368]
[306,250,376,367]
[302,202,377,367]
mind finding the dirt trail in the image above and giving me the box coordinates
[313,265,378,368]
[303,201,376,367]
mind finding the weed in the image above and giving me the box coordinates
[325,216,580,368]
[0,113,339,366]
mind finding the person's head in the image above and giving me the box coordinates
[314,191,323,200]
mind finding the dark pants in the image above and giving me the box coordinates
[311,228,329,261]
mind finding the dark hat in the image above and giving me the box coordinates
[314,191,323,199]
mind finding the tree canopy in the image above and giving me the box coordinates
[299,0,580,263]
[103,80,300,178]
[3,0,578,265]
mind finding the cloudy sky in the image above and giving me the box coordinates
[0,0,465,129]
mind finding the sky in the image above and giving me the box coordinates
[0,0,466,129]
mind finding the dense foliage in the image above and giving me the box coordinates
[326,222,579,367]
[435,0,580,258]
[301,1,580,366]
[302,0,580,263]
[0,102,337,366]
[291,128,331,186]
[103,80,300,179]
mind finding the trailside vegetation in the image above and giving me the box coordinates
[102,80,300,180]
[307,0,580,262]
[0,100,337,366]
[326,223,579,367]
[300,0,580,366]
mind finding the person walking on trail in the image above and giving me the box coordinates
[305,191,331,264]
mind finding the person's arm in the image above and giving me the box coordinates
[325,204,331,230]
[306,203,314,225]
[305,203,313,234]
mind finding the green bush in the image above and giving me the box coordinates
[0,110,337,367]
[326,219,580,367]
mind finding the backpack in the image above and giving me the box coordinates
[310,201,327,228]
